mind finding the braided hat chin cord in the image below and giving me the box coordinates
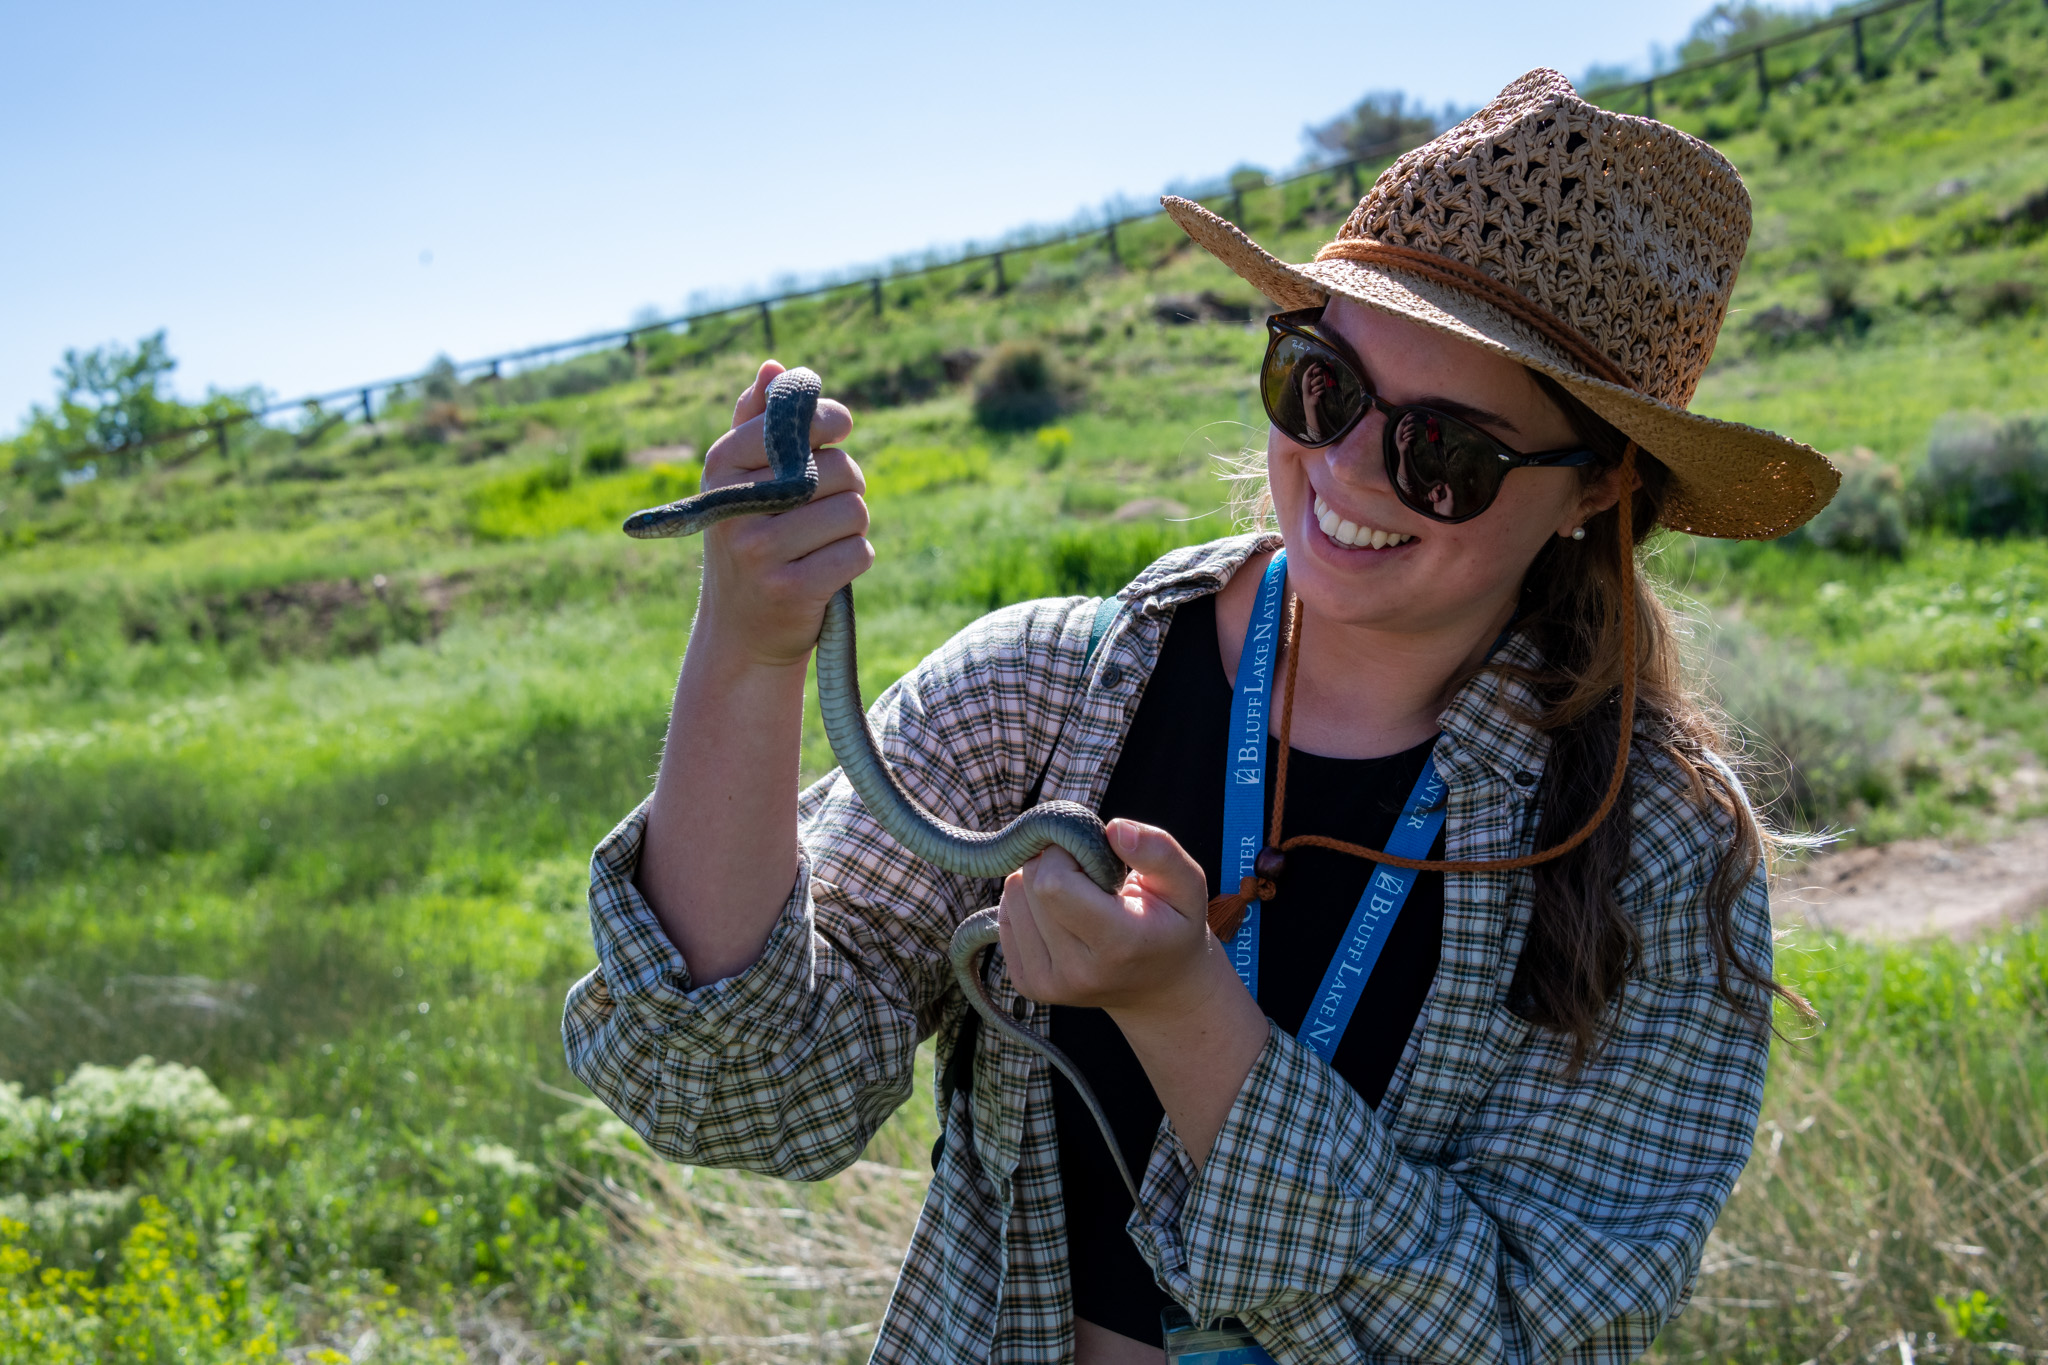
[1206,242,1644,941]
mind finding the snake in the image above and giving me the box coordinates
[624,367,1140,1204]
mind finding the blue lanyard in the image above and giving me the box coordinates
[1221,553,1449,1064]
[1219,552,1290,997]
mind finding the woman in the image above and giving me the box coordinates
[564,70,1839,1364]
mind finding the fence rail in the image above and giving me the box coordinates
[35,0,2030,469]
[1589,0,2032,118]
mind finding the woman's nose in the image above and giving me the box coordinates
[1324,406,1393,493]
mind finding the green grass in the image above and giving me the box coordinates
[5,1,2048,1355]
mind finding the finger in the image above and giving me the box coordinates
[761,497,872,577]
[810,398,853,451]
[733,360,784,428]
[1108,820,1211,922]
[810,448,865,500]
[703,414,770,485]
[997,871,1055,996]
[1018,847,1116,966]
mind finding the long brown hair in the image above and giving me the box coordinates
[1225,372,1809,1070]
[1512,371,1807,1067]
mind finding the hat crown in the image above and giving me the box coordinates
[1337,68,1751,408]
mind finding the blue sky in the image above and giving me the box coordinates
[1,0,1709,426]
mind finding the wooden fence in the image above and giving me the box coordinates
[40,0,2033,469]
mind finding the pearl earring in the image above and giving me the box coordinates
[1570,527,1586,541]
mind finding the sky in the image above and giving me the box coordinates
[0,0,1708,428]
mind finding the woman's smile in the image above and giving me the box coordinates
[1309,488,1418,552]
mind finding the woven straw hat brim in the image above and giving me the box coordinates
[1164,196,1839,541]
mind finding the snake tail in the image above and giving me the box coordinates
[948,908,1140,1206]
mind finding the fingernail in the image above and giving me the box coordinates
[1112,820,1139,855]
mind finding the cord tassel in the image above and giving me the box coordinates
[1207,876,1276,940]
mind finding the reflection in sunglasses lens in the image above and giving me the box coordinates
[1264,335,1362,447]
[1265,321,1518,523]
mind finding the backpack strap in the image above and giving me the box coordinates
[933,593,1124,1168]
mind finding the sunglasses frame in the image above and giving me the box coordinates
[1261,306,1596,525]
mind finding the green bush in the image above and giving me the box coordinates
[467,461,696,541]
[1797,448,1909,555]
[971,342,1074,432]
[941,521,1195,611]
[862,444,989,501]
[1705,624,1924,829]
[1917,410,2048,536]
[0,1059,231,1197]
[579,436,626,475]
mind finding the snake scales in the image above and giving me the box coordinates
[624,367,1140,1203]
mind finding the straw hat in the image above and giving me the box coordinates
[1164,68,1838,539]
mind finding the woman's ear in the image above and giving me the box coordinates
[1557,462,1634,538]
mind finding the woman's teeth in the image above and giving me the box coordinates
[1314,495,1414,550]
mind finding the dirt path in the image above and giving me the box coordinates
[1772,819,2048,939]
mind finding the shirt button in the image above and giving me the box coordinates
[1514,770,1539,787]
[1099,664,1125,689]
[1010,996,1031,1021]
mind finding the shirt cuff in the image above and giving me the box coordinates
[585,798,818,1055]
[1127,1022,1398,1318]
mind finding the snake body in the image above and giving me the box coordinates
[625,367,1138,1204]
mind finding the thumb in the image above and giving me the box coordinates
[1108,819,1209,921]
[734,358,785,426]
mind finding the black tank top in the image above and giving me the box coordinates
[1050,591,1445,1347]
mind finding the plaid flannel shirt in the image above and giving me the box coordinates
[562,533,1773,1365]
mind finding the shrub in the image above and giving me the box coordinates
[0,1058,232,1196]
[862,445,989,501]
[1704,624,1923,829]
[971,342,1075,432]
[1917,410,2048,536]
[580,436,626,475]
[0,1198,286,1363]
[468,461,697,541]
[1794,447,1909,556]
[941,521,1198,611]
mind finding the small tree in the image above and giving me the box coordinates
[1304,91,1444,164]
[6,331,257,483]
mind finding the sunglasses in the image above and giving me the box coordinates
[1260,307,1595,525]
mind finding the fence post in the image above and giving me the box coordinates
[1105,221,1121,266]
[758,300,774,351]
[360,389,374,424]
[1755,46,1770,105]
[993,251,1007,294]
[1853,15,1867,74]
[1934,0,1946,43]
[1232,188,1246,224]
[1643,78,1656,119]
[1346,160,1361,200]
[214,421,229,461]
[870,278,883,316]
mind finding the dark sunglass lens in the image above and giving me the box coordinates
[1390,409,1510,520]
[1262,333,1364,447]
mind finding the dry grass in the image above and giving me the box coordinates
[595,1157,926,1365]
[577,975,2047,1365]
[1654,1012,2047,1364]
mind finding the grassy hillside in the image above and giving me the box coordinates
[3,4,2046,1359]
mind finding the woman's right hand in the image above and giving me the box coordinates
[692,359,871,669]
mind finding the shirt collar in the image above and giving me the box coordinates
[1121,532,1553,789]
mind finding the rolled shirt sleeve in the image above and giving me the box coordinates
[1128,853,1773,1364]
[561,595,1096,1182]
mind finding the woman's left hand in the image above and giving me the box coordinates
[998,818,1270,1165]
[997,819,1220,1020]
